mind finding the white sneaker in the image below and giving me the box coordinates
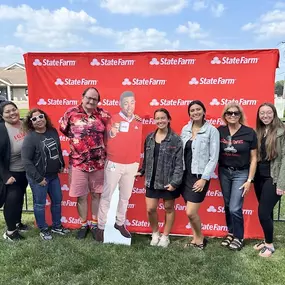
[157,234,170,248]
[150,232,160,246]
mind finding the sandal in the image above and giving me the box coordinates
[195,238,208,250]
[184,241,196,248]
[229,238,243,251]
[259,246,275,258]
[221,234,234,247]
[253,241,265,251]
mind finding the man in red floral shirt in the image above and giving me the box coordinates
[60,87,110,240]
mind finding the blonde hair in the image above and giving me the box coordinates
[221,102,246,125]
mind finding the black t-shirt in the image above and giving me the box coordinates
[39,130,61,179]
[218,125,257,169]
[184,139,193,174]
[150,142,160,188]
[257,136,271,177]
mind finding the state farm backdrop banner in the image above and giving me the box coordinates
[24,50,279,238]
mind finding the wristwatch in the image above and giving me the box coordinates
[247,179,254,183]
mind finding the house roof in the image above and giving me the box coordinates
[0,62,27,86]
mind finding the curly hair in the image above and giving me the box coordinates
[23,108,53,132]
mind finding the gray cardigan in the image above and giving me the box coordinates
[181,120,220,180]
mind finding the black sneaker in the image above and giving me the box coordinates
[76,225,89,240]
[16,223,31,232]
[90,226,97,240]
[51,225,70,235]
[3,230,25,241]
[40,229,53,241]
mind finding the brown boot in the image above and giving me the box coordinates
[114,223,132,238]
[95,228,104,242]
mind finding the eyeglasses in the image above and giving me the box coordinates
[259,112,273,116]
[225,111,241,117]
[84,95,98,102]
[30,114,45,122]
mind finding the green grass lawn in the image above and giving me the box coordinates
[0,210,285,285]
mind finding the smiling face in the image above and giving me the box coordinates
[82,88,99,112]
[224,107,241,125]
[121,96,135,118]
[154,111,170,130]
[259,105,274,126]
[30,111,47,131]
[189,104,204,123]
[2,104,20,125]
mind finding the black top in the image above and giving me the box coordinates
[218,125,257,169]
[150,141,160,188]
[260,136,269,163]
[184,139,193,173]
[257,136,270,177]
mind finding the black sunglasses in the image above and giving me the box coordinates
[30,114,45,122]
[225,111,241,117]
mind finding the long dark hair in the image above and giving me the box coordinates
[256,102,284,161]
[0,101,18,122]
[154,108,172,127]
[188,100,206,121]
[23,108,53,132]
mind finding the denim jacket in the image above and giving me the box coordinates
[139,129,183,189]
[181,120,220,180]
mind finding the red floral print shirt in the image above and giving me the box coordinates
[60,104,111,172]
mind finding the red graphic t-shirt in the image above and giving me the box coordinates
[60,104,111,172]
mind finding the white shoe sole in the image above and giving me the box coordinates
[3,232,13,242]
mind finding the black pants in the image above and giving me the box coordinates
[3,171,28,231]
[254,173,280,244]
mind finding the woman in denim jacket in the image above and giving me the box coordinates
[180,100,219,250]
[137,108,183,248]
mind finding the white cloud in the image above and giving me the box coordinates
[242,7,285,40]
[0,5,98,48]
[192,0,207,11]
[0,45,25,66]
[116,28,179,50]
[199,39,217,47]
[99,0,188,15]
[211,3,225,17]
[176,21,207,39]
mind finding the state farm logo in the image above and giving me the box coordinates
[61,216,81,224]
[189,77,236,85]
[207,205,253,215]
[61,184,69,191]
[211,56,259,65]
[90,58,135,66]
[33,58,76,67]
[97,99,119,106]
[54,78,98,86]
[206,190,223,197]
[37,98,78,106]
[159,203,186,211]
[128,219,164,228]
[62,150,69,157]
[142,118,156,125]
[62,200,77,207]
[149,57,196,66]
[59,135,70,142]
[122,78,167,86]
[210,98,257,106]
[46,199,51,206]
[150,98,192,106]
[186,223,192,229]
[127,203,135,209]
[206,118,225,126]
[132,187,146,194]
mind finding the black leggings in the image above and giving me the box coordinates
[3,171,28,231]
[254,174,281,244]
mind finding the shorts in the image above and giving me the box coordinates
[180,173,210,203]
[69,166,104,197]
[146,187,180,200]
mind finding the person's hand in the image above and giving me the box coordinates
[239,181,251,197]
[5,176,16,185]
[39,178,47,187]
[134,114,142,122]
[276,188,285,196]
[164,184,175,191]
[110,123,120,137]
[192,179,206,192]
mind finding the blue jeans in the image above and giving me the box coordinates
[27,176,62,230]
[218,167,249,240]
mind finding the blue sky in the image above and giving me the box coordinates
[1,0,285,80]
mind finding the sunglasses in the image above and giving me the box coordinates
[30,114,45,122]
[225,111,241,117]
